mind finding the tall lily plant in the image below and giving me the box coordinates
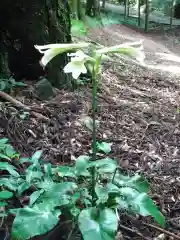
[32,42,165,240]
[35,41,144,204]
[0,42,166,240]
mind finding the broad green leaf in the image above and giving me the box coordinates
[5,145,16,158]
[0,202,7,207]
[38,182,77,208]
[12,203,61,239]
[72,188,92,207]
[95,184,108,204]
[0,138,9,144]
[78,207,118,240]
[72,192,81,203]
[133,193,165,227]
[0,190,13,199]
[26,170,43,183]
[115,197,129,210]
[27,160,41,172]
[0,177,19,191]
[115,188,141,211]
[96,183,122,207]
[29,190,44,206]
[114,174,150,193]
[88,158,117,173]
[31,150,42,163]
[9,208,21,215]
[0,153,10,160]
[19,157,31,164]
[36,179,56,191]
[57,166,76,178]
[75,155,90,176]
[17,182,30,196]
[44,163,52,178]
[118,187,165,227]
[97,142,112,154]
[106,183,121,196]
[9,77,16,84]
[0,162,19,177]
[14,81,27,87]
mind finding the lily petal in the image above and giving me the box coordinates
[35,43,89,52]
[80,64,87,74]
[63,61,87,79]
[40,48,62,67]
[35,43,90,67]
[72,69,82,79]
[63,62,74,73]
[96,40,145,63]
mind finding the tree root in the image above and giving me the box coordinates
[0,91,49,122]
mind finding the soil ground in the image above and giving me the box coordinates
[1,23,180,239]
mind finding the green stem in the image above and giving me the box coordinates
[91,70,97,162]
[91,56,101,205]
[111,167,118,183]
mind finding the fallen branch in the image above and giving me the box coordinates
[0,91,30,110]
[142,222,180,240]
[0,91,49,122]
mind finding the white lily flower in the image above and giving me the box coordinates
[34,43,89,67]
[64,61,87,79]
[96,40,145,63]
[69,50,89,61]
[63,50,89,79]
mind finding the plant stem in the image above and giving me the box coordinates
[91,67,97,206]
[91,69,97,162]
[91,56,101,205]
[112,167,118,183]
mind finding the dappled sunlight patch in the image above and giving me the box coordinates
[156,52,180,63]
[147,64,180,74]
[146,52,180,74]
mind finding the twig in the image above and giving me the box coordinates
[119,224,150,240]
[0,91,49,121]
[30,111,49,122]
[0,91,30,110]
[142,222,180,240]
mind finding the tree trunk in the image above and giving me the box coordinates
[0,0,73,89]
[86,0,100,16]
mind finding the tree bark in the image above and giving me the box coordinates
[0,0,73,89]
[86,0,100,16]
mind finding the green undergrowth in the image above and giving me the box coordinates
[0,138,165,240]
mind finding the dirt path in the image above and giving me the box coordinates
[88,23,180,62]
[89,24,173,53]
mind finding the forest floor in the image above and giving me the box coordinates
[1,24,180,239]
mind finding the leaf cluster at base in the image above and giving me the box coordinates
[0,138,165,240]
